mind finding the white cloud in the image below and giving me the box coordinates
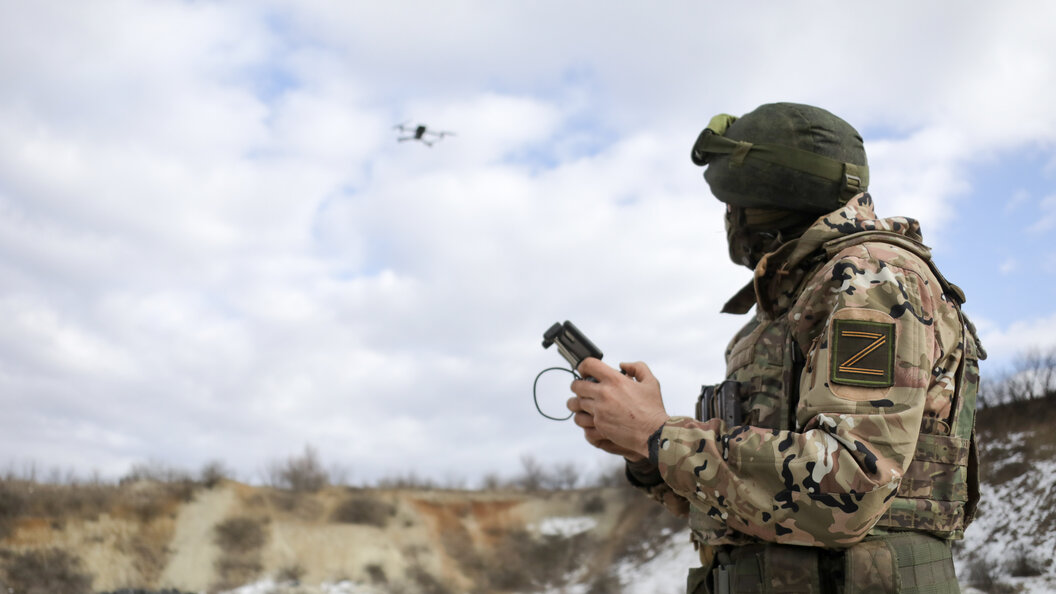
[976,312,1056,371]
[2,0,1056,484]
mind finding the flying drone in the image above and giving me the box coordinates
[394,121,455,147]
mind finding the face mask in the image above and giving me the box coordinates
[724,207,814,269]
[726,207,777,269]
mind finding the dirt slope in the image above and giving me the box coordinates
[0,480,673,593]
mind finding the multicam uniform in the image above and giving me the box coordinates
[629,194,983,593]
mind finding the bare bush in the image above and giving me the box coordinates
[276,563,305,584]
[405,562,454,594]
[482,529,595,591]
[213,516,269,591]
[587,571,623,594]
[213,556,264,591]
[0,481,28,539]
[610,495,688,564]
[590,463,631,488]
[1007,547,1044,578]
[0,479,125,534]
[581,494,607,514]
[479,472,504,491]
[199,460,231,488]
[213,516,269,553]
[121,459,192,484]
[964,556,1020,594]
[507,456,617,492]
[265,445,329,493]
[376,472,438,490]
[330,494,396,527]
[543,462,580,490]
[365,563,387,584]
[981,347,1056,407]
[0,547,93,594]
[517,455,547,491]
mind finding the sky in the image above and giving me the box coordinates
[2,0,1055,486]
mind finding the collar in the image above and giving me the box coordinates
[719,194,923,316]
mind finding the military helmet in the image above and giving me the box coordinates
[691,103,868,214]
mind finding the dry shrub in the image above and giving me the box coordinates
[1007,547,1043,578]
[265,445,329,493]
[964,557,1017,594]
[610,494,688,564]
[581,493,607,515]
[482,529,594,591]
[0,547,93,594]
[213,516,269,554]
[276,563,305,583]
[376,472,438,490]
[0,480,124,536]
[986,459,1031,487]
[122,491,168,524]
[199,460,231,489]
[213,556,264,591]
[0,482,28,539]
[439,523,483,576]
[213,516,269,591]
[366,563,387,584]
[331,494,396,527]
[264,490,324,521]
[120,460,193,488]
[405,563,454,594]
[587,571,623,594]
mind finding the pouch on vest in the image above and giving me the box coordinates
[698,381,743,426]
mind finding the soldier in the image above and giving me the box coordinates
[567,103,983,593]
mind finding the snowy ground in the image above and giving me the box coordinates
[954,447,1056,593]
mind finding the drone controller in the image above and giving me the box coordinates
[542,320,605,383]
[534,321,607,420]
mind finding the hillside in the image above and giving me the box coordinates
[0,475,690,594]
[3,396,1056,594]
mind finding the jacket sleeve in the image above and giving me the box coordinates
[652,246,938,548]
[624,458,691,517]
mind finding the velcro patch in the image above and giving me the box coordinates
[830,319,895,387]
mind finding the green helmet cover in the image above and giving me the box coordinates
[692,103,869,214]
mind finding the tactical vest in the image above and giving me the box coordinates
[693,230,983,543]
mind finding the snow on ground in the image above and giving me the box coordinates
[955,457,1056,584]
[612,529,701,594]
[534,516,598,538]
[536,528,699,594]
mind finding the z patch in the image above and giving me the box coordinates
[830,319,895,387]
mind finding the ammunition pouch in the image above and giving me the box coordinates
[697,381,743,427]
[688,533,959,594]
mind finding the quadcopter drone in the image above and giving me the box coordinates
[394,121,455,147]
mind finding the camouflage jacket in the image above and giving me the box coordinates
[633,194,981,548]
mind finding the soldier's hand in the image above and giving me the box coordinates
[568,358,670,460]
[565,396,645,462]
